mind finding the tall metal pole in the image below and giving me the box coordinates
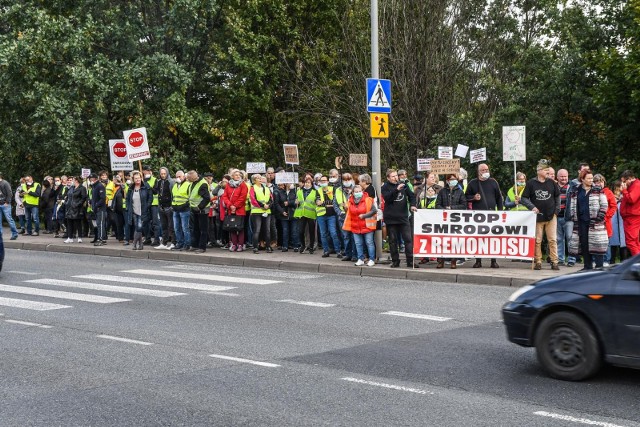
[371,0,383,260]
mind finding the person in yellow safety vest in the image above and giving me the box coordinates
[249,174,273,254]
[294,174,317,254]
[316,175,343,257]
[20,175,42,235]
[142,165,161,246]
[187,170,211,253]
[99,170,115,240]
[505,172,529,211]
[415,172,442,209]
[170,170,192,251]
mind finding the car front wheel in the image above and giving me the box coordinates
[534,311,602,381]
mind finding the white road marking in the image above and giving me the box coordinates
[0,297,71,311]
[0,285,130,304]
[75,274,237,293]
[26,279,185,298]
[7,271,40,275]
[381,311,452,322]
[122,269,281,285]
[168,264,321,279]
[200,291,242,297]
[209,354,280,368]
[341,377,434,395]
[97,335,154,346]
[276,299,336,308]
[534,411,626,427]
[5,319,53,329]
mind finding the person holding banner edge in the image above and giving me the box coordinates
[435,173,467,269]
[465,164,503,268]
[382,169,418,268]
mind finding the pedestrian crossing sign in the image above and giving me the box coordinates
[370,113,389,139]
[366,78,392,113]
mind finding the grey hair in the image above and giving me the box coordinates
[459,168,468,180]
[398,169,407,176]
[359,173,372,184]
[516,172,526,180]
[159,167,172,179]
[251,173,262,182]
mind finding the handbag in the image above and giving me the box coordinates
[223,214,244,231]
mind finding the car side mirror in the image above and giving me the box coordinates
[631,264,640,280]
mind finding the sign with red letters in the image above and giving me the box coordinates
[123,127,150,161]
[413,209,536,259]
[109,139,134,171]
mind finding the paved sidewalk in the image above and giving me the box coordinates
[2,229,580,287]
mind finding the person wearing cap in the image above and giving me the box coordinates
[0,172,19,240]
[89,173,107,246]
[142,165,162,246]
[520,159,561,270]
[19,175,41,236]
[412,173,424,193]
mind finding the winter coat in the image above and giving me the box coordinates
[568,185,608,255]
[381,181,416,225]
[435,186,467,210]
[602,187,617,238]
[65,185,88,220]
[274,187,297,220]
[343,193,377,235]
[125,183,153,226]
[221,182,248,219]
[610,201,626,247]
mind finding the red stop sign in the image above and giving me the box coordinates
[128,131,145,148]
[112,142,127,158]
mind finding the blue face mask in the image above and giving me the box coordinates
[448,180,458,188]
[354,192,363,201]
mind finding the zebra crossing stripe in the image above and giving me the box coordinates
[0,284,130,304]
[0,297,71,311]
[74,275,237,293]
[26,279,186,298]
[121,269,281,285]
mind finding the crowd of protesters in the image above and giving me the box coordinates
[0,160,638,271]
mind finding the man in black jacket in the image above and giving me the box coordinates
[89,173,107,246]
[156,167,174,248]
[0,173,19,240]
[382,169,418,268]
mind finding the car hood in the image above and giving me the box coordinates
[525,269,615,299]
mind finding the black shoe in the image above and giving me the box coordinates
[490,261,499,269]
[293,247,299,253]
[299,247,306,254]
[407,263,419,268]
[308,249,315,255]
[19,229,25,234]
[253,248,259,254]
[266,247,273,253]
[144,239,152,245]
[151,240,161,247]
[171,245,182,251]
[54,233,60,238]
[390,261,400,268]
[341,256,352,262]
[193,249,205,254]
[472,261,482,268]
[182,246,191,252]
[90,238,97,243]
[322,252,330,258]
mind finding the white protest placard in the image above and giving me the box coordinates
[502,126,526,161]
[246,162,266,173]
[417,158,431,172]
[454,144,469,158]
[123,127,151,161]
[81,168,91,179]
[470,148,487,164]
[283,144,299,165]
[413,210,536,259]
[275,172,299,185]
[109,139,134,171]
[438,146,453,159]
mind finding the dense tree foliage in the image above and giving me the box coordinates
[0,0,637,184]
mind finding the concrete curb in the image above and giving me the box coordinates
[4,240,548,287]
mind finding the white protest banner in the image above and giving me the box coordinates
[81,168,91,179]
[109,139,134,171]
[416,158,431,172]
[429,159,460,175]
[470,147,487,164]
[438,146,453,159]
[123,127,150,161]
[413,210,536,259]
[283,144,299,165]
[454,144,469,158]
[502,126,526,161]
[246,162,266,173]
[275,172,299,184]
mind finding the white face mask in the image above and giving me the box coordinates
[55,181,61,186]
[144,174,151,179]
[26,181,33,186]
[329,177,338,184]
[175,178,182,184]
[343,181,354,188]
[126,180,132,185]
[481,172,490,180]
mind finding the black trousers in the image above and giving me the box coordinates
[299,217,316,249]
[160,207,175,244]
[191,212,209,250]
[68,218,83,239]
[387,223,413,264]
[251,214,271,249]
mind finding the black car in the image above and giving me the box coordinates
[503,256,640,381]
[0,231,3,272]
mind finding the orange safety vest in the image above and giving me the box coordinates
[342,195,376,233]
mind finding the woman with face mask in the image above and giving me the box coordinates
[335,173,356,261]
[505,172,528,211]
[221,170,249,251]
[63,177,88,243]
[294,175,318,254]
[342,184,378,266]
[434,174,468,269]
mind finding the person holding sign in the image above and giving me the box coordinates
[504,172,528,211]
[465,164,503,268]
[435,174,468,269]
[382,169,418,268]
[520,160,561,270]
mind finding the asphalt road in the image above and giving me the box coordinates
[0,249,638,427]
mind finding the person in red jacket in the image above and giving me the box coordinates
[619,170,640,256]
[342,185,377,267]
[221,170,249,252]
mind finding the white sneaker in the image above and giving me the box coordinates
[64,238,73,243]
[367,260,375,267]
[155,244,167,249]
[77,238,82,243]
[355,259,365,266]
[165,243,175,250]
[603,262,610,267]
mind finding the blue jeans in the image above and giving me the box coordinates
[338,216,354,258]
[173,210,191,248]
[0,204,19,237]
[24,205,40,234]
[317,214,342,254]
[279,218,300,249]
[558,218,576,264]
[353,232,375,261]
